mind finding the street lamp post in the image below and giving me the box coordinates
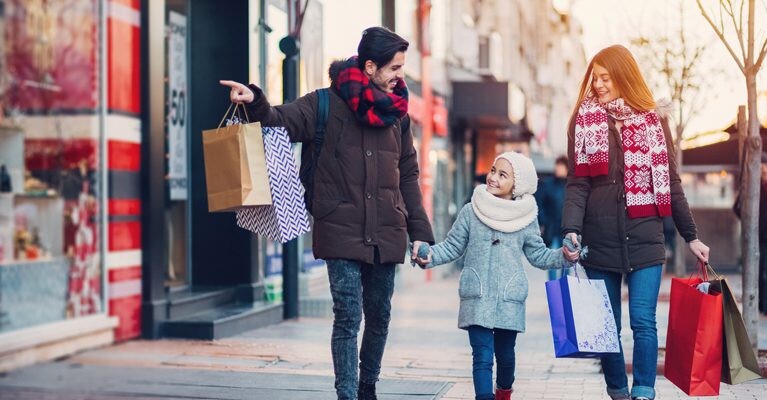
[279,1,301,320]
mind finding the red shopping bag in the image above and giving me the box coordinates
[663,263,723,396]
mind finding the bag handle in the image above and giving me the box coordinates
[703,261,721,281]
[689,260,719,282]
[216,103,252,129]
[217,103,236,129]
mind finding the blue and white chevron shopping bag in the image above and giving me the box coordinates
[235,127,310,243]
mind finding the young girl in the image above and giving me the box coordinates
[414,151,579,400]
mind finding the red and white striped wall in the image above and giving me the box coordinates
[105,0,142,341]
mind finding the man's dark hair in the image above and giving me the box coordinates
[357,26,409,70]
[555,155,568,167]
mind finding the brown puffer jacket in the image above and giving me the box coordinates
[245,62,434,265]
[561,110,698,273]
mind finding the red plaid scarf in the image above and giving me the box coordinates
[574,96,671,218]
[334,56,408,127]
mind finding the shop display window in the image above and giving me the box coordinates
[0,0,103,333]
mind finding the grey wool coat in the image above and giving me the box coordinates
[426,203,566,332]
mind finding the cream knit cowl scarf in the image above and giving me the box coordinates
[471,184,538,233]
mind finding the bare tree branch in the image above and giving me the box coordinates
[697,0,746,72]
[726,0,748,60]
[756,37,767,69]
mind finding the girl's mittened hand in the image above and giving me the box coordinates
[219,80,255,103]
[415,248,432,269]
[417,244,431,259]
[563,233,580,251]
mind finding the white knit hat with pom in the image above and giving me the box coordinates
[494,151,538,198]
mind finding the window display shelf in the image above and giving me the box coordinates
[0,192,64,263]
[0,256,70,333]
[0,255,66,267]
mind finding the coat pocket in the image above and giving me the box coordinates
[458,267,483,299]
[502,270,529,303]
[312,199,342,220]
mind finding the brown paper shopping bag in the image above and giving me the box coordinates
[710,278,762,384]
[202,104,271,212]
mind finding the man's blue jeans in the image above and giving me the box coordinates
[585,265,662,400]
[326,259,396,400]
[467,325,518,400]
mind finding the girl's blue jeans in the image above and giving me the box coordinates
[585,264,662,400]
[326,259,396,400]
[467,325,518,400]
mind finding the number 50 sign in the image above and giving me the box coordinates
[168,11,188,200]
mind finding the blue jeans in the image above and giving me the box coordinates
[585,265,662,400]
[326,259,396,400]
[467,325,518,400]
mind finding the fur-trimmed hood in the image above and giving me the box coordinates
[328,59,348,84]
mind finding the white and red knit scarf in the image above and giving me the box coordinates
[574,96,671,218]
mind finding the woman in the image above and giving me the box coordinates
[562,45,710,400]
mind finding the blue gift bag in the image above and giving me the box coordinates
[545,271,620,358]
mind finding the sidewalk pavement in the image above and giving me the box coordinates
[0,265,765,399]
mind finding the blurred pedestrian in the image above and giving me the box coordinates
[220,26,434,400]
[562,44,709,400]
[535,155,569,280]
[733,152,767,315]
[414,152,578,400]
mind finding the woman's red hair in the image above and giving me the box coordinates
[572,45,656,117]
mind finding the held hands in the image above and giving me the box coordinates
[219,80,255,104]
[411,241,432,268]
[688,239,710,264]
[562,232,582,262]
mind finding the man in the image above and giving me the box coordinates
[535,155,568,280]
[220,26,434,400]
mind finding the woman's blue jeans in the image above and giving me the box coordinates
[467,325,518,400]
[326,259,396,400]
[585,264,662,400]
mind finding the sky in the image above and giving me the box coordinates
[571,0,767,136]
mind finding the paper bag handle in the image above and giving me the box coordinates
[690,260,720,282]
[216,103,252,129]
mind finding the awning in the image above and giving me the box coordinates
[451,81,514,128]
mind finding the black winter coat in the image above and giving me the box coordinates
[245,65,434,265]
[562,114,698,273]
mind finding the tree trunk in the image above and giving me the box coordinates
[742,73,760,352]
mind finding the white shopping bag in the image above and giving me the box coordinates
[235,127,311,243]
[546,271,621,358]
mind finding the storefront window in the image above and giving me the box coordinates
[0,0,104,332]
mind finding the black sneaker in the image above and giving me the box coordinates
[358,381,377,400]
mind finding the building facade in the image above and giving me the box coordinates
[448,0,586,172]
[0,0,353,371]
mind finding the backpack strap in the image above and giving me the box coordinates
[314,88,330,158]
